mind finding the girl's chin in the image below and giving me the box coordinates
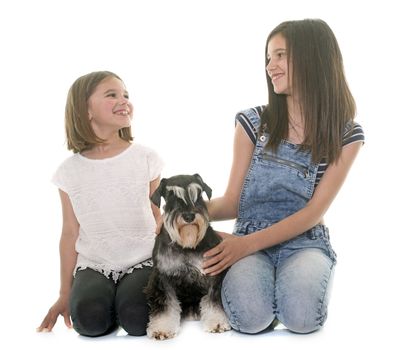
[272,84,290,95]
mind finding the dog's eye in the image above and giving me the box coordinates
[194,196,205,206]
[170,195,187,207]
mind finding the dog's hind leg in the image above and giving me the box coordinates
[146,283,182,340]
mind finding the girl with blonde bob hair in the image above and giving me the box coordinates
[38,71,163,337]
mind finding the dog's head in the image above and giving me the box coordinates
[151,174,212,249]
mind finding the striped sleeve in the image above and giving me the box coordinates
[343,122,365,146]
[236,112,257,144]
[235,106,265,144]
[315,121,365,186]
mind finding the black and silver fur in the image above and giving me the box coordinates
[145,174,230,340]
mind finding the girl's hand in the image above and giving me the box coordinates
[37,296,72,332]
[202,232,250,276]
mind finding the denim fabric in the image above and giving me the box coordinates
[222,110,336,334]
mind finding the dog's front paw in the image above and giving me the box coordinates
[148,329,177,340]
[205,319,231,333]
[201,305,231,333]
[147,313,180,340]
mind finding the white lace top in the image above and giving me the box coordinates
[52,144,163,282]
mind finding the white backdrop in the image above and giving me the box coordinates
[1,0,413,349]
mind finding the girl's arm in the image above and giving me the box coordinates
[37,190,79,331]
[58,190,79,298]
[204,140,363,275]
[150,176,162,234]
[207,123,255,221]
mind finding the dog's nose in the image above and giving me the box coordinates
[182,212,195,223]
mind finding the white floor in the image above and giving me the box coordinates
[10,318,408,350]
[6,286,410,350]
[4,318,376,350]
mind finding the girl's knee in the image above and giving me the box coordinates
[282,317,323,334]
[221,254,275,334]
[117,303,149,336]
[230,316,275,334]
[277,306,327,334]
[71,300,115,337]
[221,285,274,334]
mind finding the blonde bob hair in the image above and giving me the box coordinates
[65,71,133,153]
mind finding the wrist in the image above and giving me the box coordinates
[59,288,71,298]
[242,234,257,256]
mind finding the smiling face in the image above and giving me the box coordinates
[266,33,291,95]
[87,76,133,136]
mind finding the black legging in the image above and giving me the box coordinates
[70,266,151,337]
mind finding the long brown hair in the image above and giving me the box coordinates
[65,71,133,153]
[261,19,356,164]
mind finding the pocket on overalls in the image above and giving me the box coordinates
[260,154,310,178]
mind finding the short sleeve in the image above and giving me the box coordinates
[51,160,70,194]
[343,122,365,146]
[146,149,164,181]
[235,106,265,145]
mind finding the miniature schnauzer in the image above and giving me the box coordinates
[145,174,230,340]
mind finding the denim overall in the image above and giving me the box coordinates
[221,108,337,334]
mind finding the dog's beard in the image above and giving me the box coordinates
[164,211,208,249]
[179,224,201,249]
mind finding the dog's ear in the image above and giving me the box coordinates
[150,178,167,207]
[193,173,212,200]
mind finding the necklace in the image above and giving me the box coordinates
[289,123,301,140]
[289,117,302,129]
[288,116,304,142]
